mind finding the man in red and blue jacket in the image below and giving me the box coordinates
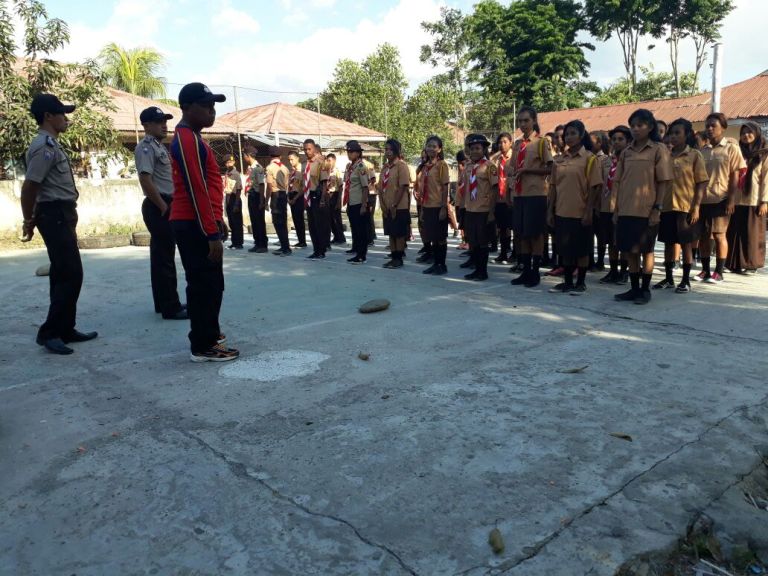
[170,82,239,362]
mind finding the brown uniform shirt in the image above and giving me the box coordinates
[490,149,513,201]
[740,152,768,206]
[464,159,499,213]
[505,135,553,199]
[600,154,619,213]
[551,148,603,218]
[614,140,673,217]
[303,153,324,194]
[455,166,466,209]
[666,146,708,213]
[325,167,341,193]
[288,165,302,194]
[700,139,746,205]
[420,159,450,208]
[265,159,289,195]
[379,158,411,210]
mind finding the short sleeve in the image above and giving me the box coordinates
[541,138,554,164]
[25,145,55,183]
[266,166,277,188]
[397,162,410,186]
[439,161,450,185]
[730,145,746,173]
[655,146,673,182]
[134,144,155,175]
[588,155,603,188]
[692,151,709,184]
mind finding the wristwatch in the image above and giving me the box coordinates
[652,203,663,211]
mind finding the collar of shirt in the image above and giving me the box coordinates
[671,145,692,158]
[629,140,654,152]
[565,147,588,158]
[713,138,729,148]
[38,128,58,142]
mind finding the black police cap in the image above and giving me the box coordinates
[345,140,363,153]
[30,93,75,117]
[178,82,226,107]
[139,106,173,123]
[465,133,491,147]
[268,146,281,157]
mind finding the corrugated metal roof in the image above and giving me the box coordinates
[538,72,768,132]
[219,102,385,141]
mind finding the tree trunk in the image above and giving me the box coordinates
[692,34,708,94]
[669,30,681,98]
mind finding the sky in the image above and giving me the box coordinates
[19,0,768,114]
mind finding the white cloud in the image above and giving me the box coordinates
[211,1,261,35]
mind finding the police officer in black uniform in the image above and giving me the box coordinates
[136,106,187,320]
[20,94,97,355]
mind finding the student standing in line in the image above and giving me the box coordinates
[697,113,746,283]
[286,151,307,248]
[414,149,432,263]
[379,139,411,269]
[243,148,267,253]
[589,130,612,270]
[419,135,451,275]
[490,132,514,264]
[547,121,603,294]
[726,122,767,273]
[455,150,469,251]
[326,153,346,246]
[598,126,631,285]
[655,118,708,293]
[613,109,673,305]
[506,106,554,288]
[265,146,292,256]
[462,134,498,281]
[342,140,370,264]
[303,138,330,260]
[223,154,244,250]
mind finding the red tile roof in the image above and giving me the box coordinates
[219,102,385,140]
[537,71,768,133]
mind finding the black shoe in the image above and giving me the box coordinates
[293,242,307,248]
[614,288,638,301]
[433,264,448,275]
[570,283,587,295]
[472,272,488,280]
[316,253,326,259]
[228,245,244,250]
[459,251,471,257]
[464,270,479,280]
[273,249,292,256]
[345,249,356,254]
[524,270,541,288]
[493,254,508,264]
[249,246,268,253]
[349,257,366,264]
[634,289,652,305]
[459,259,475,269]
[326,245,332,251]
[162,309,188,320]
[384,258,403,269]
[510,271,529,285]
[653,279,675,290]
[423,264,438,274]
[62,329,98,343]
[417,246,428,255]
[37,337,74,355]
[307,253,319,259]
[548,282,573,294]
[332,240,346,245]
[416,254,434,264]
[599,271,619,284]
[616,272,629,285]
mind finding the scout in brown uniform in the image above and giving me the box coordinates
[302,139,329,259]
[264,146,292,256]
[363,158,378,246]
[325,153,346,246]
[547,121,603,293]
[223,154,244,249]
[656,119,708,292]
[490,132,514,263]
[419,135,451,275]
[414,149,433,263]
[598,126,631,285]
[613,109,673,305]
[697,113,747,283]
[727,122,768,273]
[462,134,498,281]
[342,140,370,263]
[589,130,612,270]
[455,151,469,251]
[287,151,307,248]
[378,139,411,269]
[506,106,554,287]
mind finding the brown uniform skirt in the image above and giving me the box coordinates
[420,206,449,242]
[383,209,411,238]
[700,199,731,237]
[494,202,512,229]
[726,205,766,270]
[616,216,658,254]
[464,211,495,247]
[658,210,701,244]
[512,196,547,239]
[597,211,615,245]
[555,216,592,260]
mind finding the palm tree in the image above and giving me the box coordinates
[99,43,166,99]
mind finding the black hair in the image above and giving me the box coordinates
[496,132,513,145]
[517,105,541,134]
[668,118,697,148]
[326,153,336,160]
[417,148,428,174]
[555,125,565,132]
[545,132,556,139]
[609,125,632,143]
[425,135,444,160]
[706,112,728,129]
[288,150,300,158]
[563,120,593,152]
[590,130,611,155]
[656,120,668,131]
[628,108,661,142]
[456,150,466,163]
[740,122,766,195]
[385,138,402,158]
[303,138,316,146]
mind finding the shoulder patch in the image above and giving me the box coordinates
[142,147,150,153]
[358,165,367,174]
[43,149,54,161]
[488,164,498,175]
[45,136,55,147]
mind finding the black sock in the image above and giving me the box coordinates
[682,263,691,284]
[641,273,652,291]
[522,253,532,272]
[609,259,619,273]
[531,255,541,273]
[577,267,587,285]
[630,272,640,290]
[701,257,711,275]
[620,259,628,274]
[715,258,725,275]
[664,261,674,283]
[564,266,575,286]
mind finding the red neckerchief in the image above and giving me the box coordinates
[469,159,487,201]
[382,161,393,190]
[421,162,434,203]
[303,157,312,206]
[606,155,618,194]
[514,139,529,195]
[497,153,510,198]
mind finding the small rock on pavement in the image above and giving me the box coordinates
[359,299,390,314]
[35,264,50,277]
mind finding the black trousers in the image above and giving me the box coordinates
[171,221,224,353]
[247,192,268,249]
[307,196,331,256]
[271,192,290,250]
[289,193,306,245]
[226,194,244,248]
[347,203,370,259]
[35,201,83,341]
[367,195,377,242]
[329,191,346,242]
[141,197,182,315]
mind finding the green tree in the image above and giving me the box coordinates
[466,0,594,112]
[584,0,665,94]
[397,78,460,158]
[98,42,166,98]
[420,7,472,129]
[590,66,700,106]
[0,0,122,173]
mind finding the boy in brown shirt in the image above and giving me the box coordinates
[379,139,411,269]
[463,134,499,281]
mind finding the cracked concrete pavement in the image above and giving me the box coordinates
[1,235,767,575]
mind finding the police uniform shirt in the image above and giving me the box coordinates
[134,135,173,198]
[265,159,289,194]
[224,168,242,194]
[25,129,78,203]
[247,162,265,192]
[463,159,499,213]
[345,160,369,205]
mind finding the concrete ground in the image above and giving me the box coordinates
[1,231,767,576]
